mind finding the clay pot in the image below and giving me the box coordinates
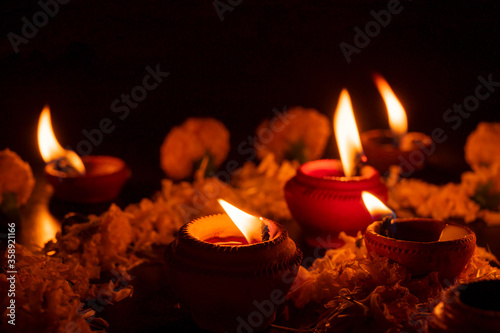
[44,155,130,203]
[430,279,500,332]
[164,214,303,333]
[364,218,476,282]
[361,129,432,175]
[284,159,387,248]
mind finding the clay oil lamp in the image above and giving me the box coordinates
[285,89,387,248]
[164,199,303,333]
[362,191,476,282]
[37,106,130,203]
[360,74,432,174]
[430,279,500,332]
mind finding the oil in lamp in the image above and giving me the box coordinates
[361,74,432,174]
[164,199,303,333]
[362,191,476,283]
[37,106,130,203]
[284,89,387,248]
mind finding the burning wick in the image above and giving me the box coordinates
[353,152,368,177]
[334,89,366,177]
[261,219,270,242]
[372,73,408,147]
[361,191,396,237]
[37,105,86,175]
[217,199,271,244]
[380,215,397,239]
[52,157,82,174]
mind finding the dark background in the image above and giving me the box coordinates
[1,0,500,200]
[2,2,500,332]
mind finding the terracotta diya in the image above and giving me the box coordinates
[364,218,476,282]
[361,129,432,174]
[430,279,500,332]
[44,155,130,203]
[38,106,130,203]
[285,89,387,248]
[361,74,432,174]
[285,159,387,247]
[164,201,303,333]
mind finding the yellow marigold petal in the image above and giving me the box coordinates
[0,148,35,206]
[465,122,500,169]
[160,117,230,180]
[255,107,331,163]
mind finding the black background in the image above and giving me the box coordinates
[2,2,500,331]
[1,0,500,201]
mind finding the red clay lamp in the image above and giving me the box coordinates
[285,89,387,248]
[362,191,476,283]
[37,106,130,203]
[164,199,302,332]
[361,74,432,174]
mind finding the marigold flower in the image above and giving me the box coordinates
[254,107,331,163]
[231,154,299,221]
[463,123,500,211]
[0,148,35,207]
[160,118,230,180]
[465,122,500,169]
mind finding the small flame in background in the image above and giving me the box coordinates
[361,191,395,220]
[334,89,365,177]
[373,73,408,142]
[37,105,86,174]
[217,199,263,243]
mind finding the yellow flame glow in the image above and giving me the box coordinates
[373,74,408,141]
[362,191,394,219]
[334,89,364,177]
[37,105,85,174]
[35,210,60,247]
[217,199,263,243]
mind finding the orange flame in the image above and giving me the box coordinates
[373,74,408,141]
[37,105,85,174]
[20,201,60,249]
[35,210,60,248]
[217,199,263,243]
[334,89,364,177]
[362,191,394,220]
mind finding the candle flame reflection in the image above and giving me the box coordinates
[334,89,364,177]
[362,191,395,220]
[37,105,86,174]
[217,199,263,243]
[373,73,408,142]
[35,210,60,247]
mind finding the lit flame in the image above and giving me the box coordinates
[218,199,263,243]
[37,105,85,174]
[35,210,60,247]
[362,191,395,220]
[20,205,60,249]
[333,89,364,177]
[373,73,408,142]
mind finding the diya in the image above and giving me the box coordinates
[285,159,387,247]
[43,155,130,203]
[361,129,432,174]
[38,106,130,203]
[361,74,432,174]
[364,218,476,282]
[164,200,303,333]
[430,279,500,332]
[285,89,387,248]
